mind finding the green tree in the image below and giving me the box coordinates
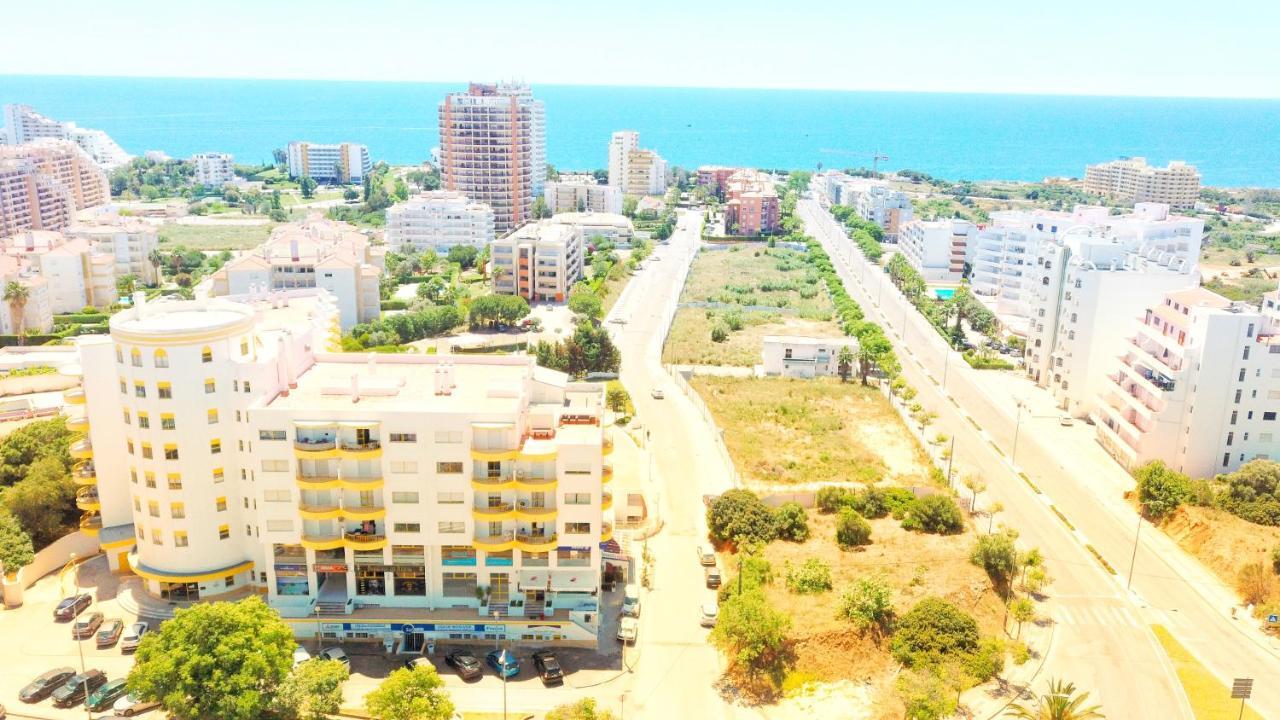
[3,456,76,547]
[890,596,980,670]
[0,511,35,576]
[772,502,809,542]
[710,589,791,690]
[393,178,411,202]
[605,384,631,415]
[1135,460,1191,520]
[970,530,1020,591]
[4,281,30,344]
[568,288,604,320]
[0,416,74,486]
[835,507,872,548]
[299,176,318,199]
[343,188,360,201]
[126,597,294,720]
[897,670,957,720]
[1008,678,1106,720]
[707,489,776,545]
[276,659,349,720]
[838,576,895,636]
[622,196,639,218]
[1010,597,1036,639]
[836,345,855,382]
[902,494,965,535]
[531,196,551,219]
[545,698,617,720]
[365,666,455,720]
[447,244,479,269]
[116,274,139,297]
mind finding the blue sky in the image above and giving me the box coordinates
[2,0,1278,98]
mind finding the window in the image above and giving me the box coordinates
[261,459,289,472]
[210,439,222,454]
[212,467,225,483]
[170,502,185,519]
[563,493,591,505]
[264,489,291,502]
[131,348,142,367]
[119,378,127,394]
[148,500,159,517]
[167,473,182,490]
[437,491,464,504]
[157,382,172,399]
[1227,432,1235,446]
[1224,453,1231,467]
[394,522,422,533]
[137,413,150,429]
[225,574,236,587]
[1235,389,1243,404]
[174,531,188,547]
[266,519,293,532]
[259,430,287,441]
[215,496,227,512]
[154,349,168,368]
[565,522,591,534]
[116,348,123,364]
[205,378,216,393]
[144,471,155,488]
[201,346,212,363]
[436,461,463,474]
[208,409,219,425]
[390,460,418,474]
[1244,347,1251,360]
[164,444,179,460]
[218,524,230,540]
[392,491,420,504]
[127,439,134,455]
[438,522,464,534]
[434,431,463,443]
[161,414,175,430]
[141,442,153,459]
[243,381,251,393]
[1240,369,1247,382]
[122,410,130,425]
[151,529,162,545]
[240,339,249,355]
[390,432,417,443]
[130,469,137,484]
[133,496,141,511]
[135,382,146,398]
[1265,412,1278,421]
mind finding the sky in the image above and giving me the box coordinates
[2,0,1279,98]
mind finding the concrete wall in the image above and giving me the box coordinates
[2,531,100,606]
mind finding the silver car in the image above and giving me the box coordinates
[120,621,148,653]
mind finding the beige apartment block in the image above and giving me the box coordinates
[490,221,584,303]
[1084,157,1201,209]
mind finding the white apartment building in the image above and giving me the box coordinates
[385,191,495,252]
[544,178,623,215]
[2,104,132,169]
[607,131,639,189]
[545,212,633,247]
[439,83,546,235]
[898,219,974,283]
[0,140,111,236]
[0,254,52,334]
[69,291,611,645]
[1084,157,1201,209]
[65,216,162,286]
[209,219,384,329]
[855,185,914,242]
[4,231,116,312]
[761,335,860,378]
[491,222,585,303]
[1096,287,1280,479]
[286,142,372,184]
[192,152,237,188]
[624,149,667,197]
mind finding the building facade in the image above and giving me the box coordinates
[385,191,496,252]
[696,166,740,199]
[623,149,667,197]
[0,141,110,236]
[1095,288,1280,479]
[0,254,51,334]
[65,216,162,287]
[286,142,372,184]
[723,169,780,236]
[898,219,974,283]
[854,185,914,242]
[2,104,132,169]
[490,221,584,303]
[607,131,638,189]
[544,178,622,215]
[4,231,116,312]
[1084,157,1201,209]
[192,152,237,188]
[761,335,860,378]
[545,212,633,247]
[70,292,610,645]
[439,83,546,235]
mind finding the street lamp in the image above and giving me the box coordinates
[1126,513,1144,590]
[498,647,512,720]
[64,553,90,720]
[1011,399,1027,464]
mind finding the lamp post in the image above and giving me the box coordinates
[1010,399,1027,464]
[1126,513,1144,590]
[498,647,512,720]
[65,553,89,720]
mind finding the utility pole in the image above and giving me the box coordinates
[1127,513,1143,590]
[1010,400,1026,464]
[945,437,956,489]
[66,554,89,720]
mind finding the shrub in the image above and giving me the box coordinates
[835,508,872,548]
[970,530,1020,588]
[724,311,745,332]
[838,576,894,634]
[707,489,776,545]
[1272,546,1280,576]
[816,486,853,513]
[896,671,955,720]
[1135,460,1192,520]
[1238,562,1276,606]
[772,502,809,542]
[890,597,980,670]
[710,324,729,343]
[785,558,832,594]
[710,589,791,692]
[0,511,36,575]
[901,494,965,534]
[964,637,1005,681]
[849,487,890,519]
[882,487,919,518]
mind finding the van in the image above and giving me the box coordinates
[696,543,716,566]
[622,584,641,617]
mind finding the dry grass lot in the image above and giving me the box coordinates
[662,244,842,367]
[690,376,931,486]
[158,222,277,250]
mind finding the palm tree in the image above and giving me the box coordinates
[4,281,30,345]
[1009,679,1105,720]
[857,344,877,386]
[836,345,855,382]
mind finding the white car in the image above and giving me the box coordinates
[617,616,639,644]
[120,621,148,653]
[292,645,312,667]
[699,601,719,628]
[318,647,350,667]
[650,388,665,399]
[622,584,641,617]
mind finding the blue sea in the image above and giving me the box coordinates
[2,75,1279,187]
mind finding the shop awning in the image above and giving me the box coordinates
[550,570,592,592]
[131,557,255,584]
[517,569,548,591]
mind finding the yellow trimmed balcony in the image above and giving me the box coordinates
[471,475,515,491]
[345,532,387,550]
[79,512,102,537]
[602,492,613,511]
[602,465,614,484]
[514,475,557,492]
[515,503,556,521]
[516,532,558,553]
[294,439,339,459]
[473,531,516,552]
[64,387,86,405]
[73,461,97,486]
[343,503,386,521]
[471,446,519,461]
[602,435,615,456]
[66,415,89,432]
[69,439,93,460]
[472,503,515,521]
[300,532,345,551]
[298,502,342,520]
[339,476,384,490]
[339,441,382,459]
[296,475,341,490]
[601,522,614,543]
[75,487,100,512]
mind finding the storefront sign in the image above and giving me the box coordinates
[313,563,348,573]
[355,565,394,573]
[275,563,307,572]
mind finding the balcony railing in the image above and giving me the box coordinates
[340,440,381,451]
[345,532,386,545]
[295,439,337,452]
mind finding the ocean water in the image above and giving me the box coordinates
[2,75,1279,187]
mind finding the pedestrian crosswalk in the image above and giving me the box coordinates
[1055,603,1140,629]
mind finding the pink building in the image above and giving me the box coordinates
[722,169,780,236]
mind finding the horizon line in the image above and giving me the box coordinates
[3,72,1279,102]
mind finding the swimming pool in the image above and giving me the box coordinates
[934,288,956,300]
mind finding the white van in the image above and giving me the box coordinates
[622,584,641,617]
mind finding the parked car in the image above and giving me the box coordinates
[1059,414,1075,427]
[112,693,162,716]
[120,621,149,653]
[72,611,104,639]
[403,657,435,671]
[617,616,639,644]
[485,650,520,678]
[696,543,716,566]
[704,564,722,589]
[444,650,483,681]
[292,645,312,667]
[53,593,92,621]
[650,388,665,399]
[317,647,350,667]
[96,618,125,648]
[531,650,564,684]
[699,601,719,628]
[621,584,641,617]
[86,678,129,712]
[19,668,75,703]
[51,669,107,708]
